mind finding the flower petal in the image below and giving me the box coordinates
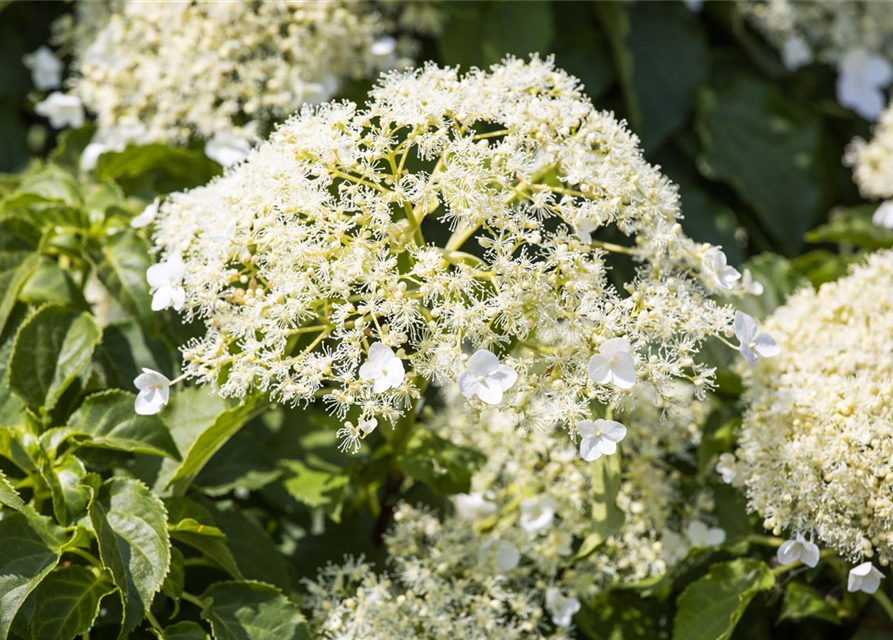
[475,377,504,405]
[734,311,757,344]
[467,349,499,376]
[490,364,518,391]
[588,354,611,384]
[599,419,627,443]
[610,352,636,389]
[754,333,780,358]
[579,437,602,462]
[599,337,631,358]
[457,372,477,399]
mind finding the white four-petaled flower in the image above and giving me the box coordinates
[702,248,741,290]
[577,419,627,462]
[716,452,744,486]
[147,253,186,311]
[837,48,893,121]
[359,343,405,393]
[848,562,885,594]
[686,520,726,548]
[519,495,557,534]
[454,493,497,521]
[781,36,813,71]
[587,337,636,389]
[873,201,893,229]
[131,198,160,229]
[777,533,820,568]
[133,368,171,415]
[23,46,63,91]
[734,311,780,366]
[478,538,520,573]
[741,268,764,296]
[458,349,518,405]
[545,588,581,629]
[35,93,85,129]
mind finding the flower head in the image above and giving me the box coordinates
[848,562,884,594]
[35,93,85,129]
[146,253,186,311]
[478,538,521,574]
[458,349,517,405]
[734,311,780,366]
[777,534,820,568]
[133,368,171,415]
[685,520,725,548]
[519,496,557,534]
[359,343,405,393]
[837,48,892,121]
[545,588,581,629]
[716,452,744,486]
[578,418,627,462]
[454,492,497,521]
[781,36,813,71]
[587,338,636,389]
[23,46,62,90]
[702,247,741,290]
[873,201,893,228]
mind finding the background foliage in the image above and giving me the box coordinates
[0,2,891,639]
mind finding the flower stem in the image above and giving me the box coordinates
[875,590,893,626]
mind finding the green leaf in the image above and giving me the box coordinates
[806,205,893,250]
[167,395,263,495]
[0,467,25,512]
[30,566,115,640]
[0,248,39,336]
[0,511,65,640]
[200,581,311,640]
[162,547,186,601]
[673,559,775,640]
[574,449,624,560]
[695,76,829,254]
[40,454,90,527]
[69,390,180,459]
[779,581,845,625]
[596,2,708,151]
[399,429,486,497]
[94,144,222,196]
[156,621,210,640]
[93,231,157,330]
[281,457,350,516]
[0,334,27,430]
[18,257,85,308]
[89,477,170,638]
[195,432,281,497]
[9,305,101,413]
[165,497,243,581]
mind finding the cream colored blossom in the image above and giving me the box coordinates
[152,57,740,446]
[736,250,893,563]
[846,103,893,212]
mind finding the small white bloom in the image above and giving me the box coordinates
[777,533,820,568]
[358,417,377,435]
[837,48,893,121]
[454,493,497,521]
[661,530,690,564]
[545,588,581,629]
[873,201,893,229]
[147,253,186,311]
[133,368,171,415]
[574,216,597,243]
[131,198,160,229]
[80,142,109,173]
[734,311,780,366]
[741,268,764,296]
[478,538,520,573]
[781,36,813,71]
[359,343,405,393]
[336,419,376,454]
[457,349,518,405]
[701,247,741,290]
[686,520,726,548]
[519,496,557,534]
[23,46,63,91]
[205,131,252,167]
[35,92,85,129]
[577,418,627,462]
[370,36,398,70]
[587,337,636,389]
[553,531,574,557]
[716,453,744,486]
[848,562,884,594]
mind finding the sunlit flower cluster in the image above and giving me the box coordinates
[53,0,430,166]
[741,0,893,119]
[427,383,718,594]
[149,56,748,439]
[846,103,893,227]
[735,250,893,564]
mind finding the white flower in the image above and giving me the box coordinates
[848,562,885,594]
[873,201,893,229]
[358,417,377,435]
[457,349,518,405]
[553,531,574,557]
[701,247,741,290]
[777,534,820,568]
[837,48,893,121]
[741,268,764,296]
[23,46,62,91]
[454,493,497,521]
[35,92,85,129]
[519,496,557,534]
[661,530,690,564]
[359,343,405,393]
[545,588,581,629]
[205,131,253,167]
[336,419,377,454]
[574,216,597,243]
[131,198,160,229]
[587,337,636,389]
[370,36,397,70]
[686,520,725,548]
[715,452,746,487]
[734,311,780,366]
[147,254,186,311]
[478,538,520,573]
[577,418,627,462]
[133,368,171,415]
[781,36,813,71]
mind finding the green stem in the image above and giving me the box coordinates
[65,548,103,568]
[180,591,205,609]
[145,610,163,633]
[874,590,893,626]
[748,534,784,548]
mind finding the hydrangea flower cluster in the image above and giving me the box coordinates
[50,1,436,166]
[741,0,893,119]
[147,56,753,444]
[734,250,893,564]
[304,384,720,636]
[846,104,893,228]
